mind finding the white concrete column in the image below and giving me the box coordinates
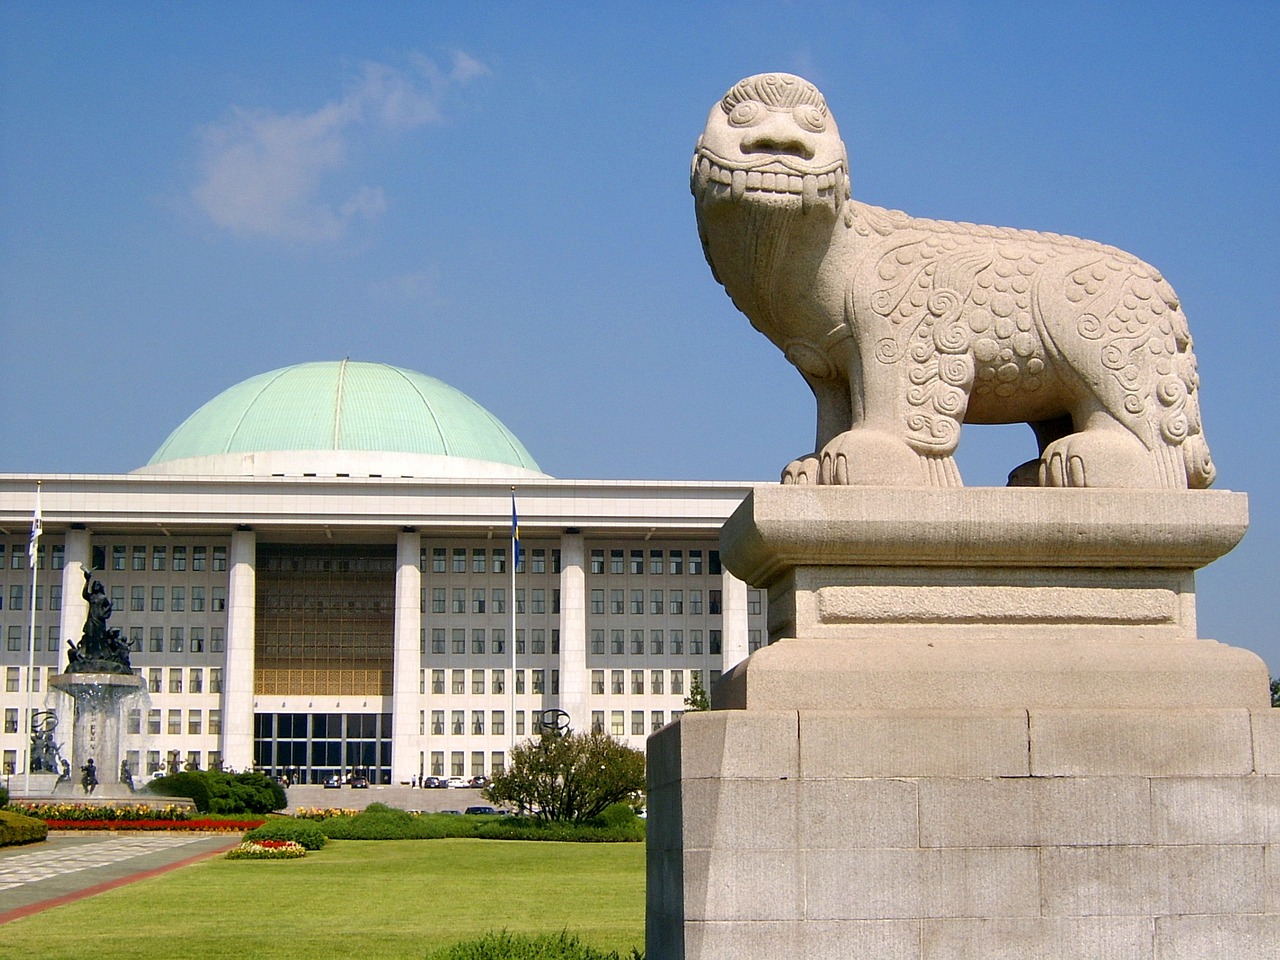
[557,530,588,735]
[390,529,422,784]
[222,529,256,772]
[58,527,92,659]
[720,568,750,673]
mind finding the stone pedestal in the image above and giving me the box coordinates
[647,487,1279,960]
[49,671,147,798]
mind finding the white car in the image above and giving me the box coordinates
[445,776,468,789]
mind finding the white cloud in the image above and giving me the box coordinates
[192,52,487,243]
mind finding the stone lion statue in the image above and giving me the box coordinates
[692,73,1214,488]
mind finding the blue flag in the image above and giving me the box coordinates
[511,496,522,570]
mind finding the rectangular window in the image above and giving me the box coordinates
[452,548,466,573]
[650,550,663,575]
[689,550,703,575]
[431,669,445,694]
[651,590,664,614]
[531,669,545,694]
[630,550,644,574]
[630,590,644,614]
[148,668,162,693]
[611,589,625,615]
[452,588,466,614]
[551,669,559,695]
[148,709,161,735]
[209,710,222,735]
[213,546,227,571]
[669,550,683,575]
[472,588,486,614]
[430,752,444,776]
[690,590,703,615]
[431,547,446,573]
[591,670,605,695]
[651,630,664,655]
[210,669,223,693]
[7,585,19,610]
[432,588,446,613]
[669,590,683,614]
[491,712,505,736]
[492,548,506,573]
[631,670,644,695]
[748,590,762,615]
[112,545,126,570]
[492,629,505,654]
[211,587,226,612]
[451,670,465,695]
[590,589,605,614]
[652,711,666,732]
[472,548,486,574]
[710,630,723,655]
[749,629,763,653]
[127,709,141,735]
[491,588,505,614]
[472,670,485,695]
[210,628,224,653]
[611,670,624,694]
[152,546,167,571]
[632,711,645,735]
[710,590,723,615]
[690,630,704,655]
[515,670,526,695]
[132,546,147,570]
[531,629,546,654]
[193,546,207,570]
[130,586,144,611]
[515,711,526,736]
[169,668,182,693]
[188,710,202,735]
[150,586,165,611]
[149,628,163,653]
[610,549,624,574]
[50,584,62,611]
[631,630,644,655]
[709,551,722,574]
[170,627,184,653]
[590,549,605,574]
[611,711,625,736]
[590,629,605,655]
[172,546,187,571]
[170,586,184,611]
[531,589,545,614]
[431,710,445,735]
[531,548,546,574]
[671,629,683,654]
[472,629,486,654]
[611,630,625,655]
[672,670,684,695]
[651,670,664,694]
[451,711,464,735]
[2,710,14,734]
[515,589,525,614]
[190,668,203,693]
[452,629,465,655]
[5,627,18,652]
[592,710,605,734]
[491,669,504,694]
[4,667,17,692]
[516,630,525,654]
[472,711,485,735]
[431,628,446,654]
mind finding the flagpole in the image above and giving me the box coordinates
[23,481,41,797]
[509,487,517,763]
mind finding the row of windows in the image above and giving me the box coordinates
[588,548,721,577]
[588,588,726,616]
[421,546,559,576]
[423,667,559,696]
[111,584,227,614]
[0,543,64,572]
[0,584,61,611]
[591,709,682,736]
[99,544,228,573]
[422,587,558,615]
[0,749,224,778]
[592,668,719,696]
[142,667,224,694]
[589,628,723,656]
[426,750,507,779]
[421,628,560,656]
[122,707,223,736]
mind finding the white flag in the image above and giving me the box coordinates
[28,485,41,568]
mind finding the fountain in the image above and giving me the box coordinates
[46,569,146,798]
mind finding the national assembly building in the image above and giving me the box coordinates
[0,360,766,787]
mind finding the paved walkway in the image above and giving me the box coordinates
[0,832,238,923]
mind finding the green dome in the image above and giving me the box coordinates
[142,360,542,476]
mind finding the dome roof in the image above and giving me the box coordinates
[135,360,546,479]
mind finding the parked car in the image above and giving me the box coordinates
[422,776,444,789]
[445,776,468,789]
[323,775,341,789]
[464,805,497,815]
[468,775,489,788]
[351,776,369,789]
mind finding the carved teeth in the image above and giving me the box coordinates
[802,174,818,212]
[731,169,747,201]
[747,171,762,188]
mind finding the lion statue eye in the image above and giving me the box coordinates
[727,101,761,126]
[794,105,826,133]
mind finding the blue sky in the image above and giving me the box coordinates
[2,2,1277,673]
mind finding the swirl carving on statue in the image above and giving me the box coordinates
[691,72,1215,487]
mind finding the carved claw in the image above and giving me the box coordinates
[781,456,820,484]
[1039,430,1158,488]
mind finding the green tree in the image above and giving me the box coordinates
[684,672,710,712]
[1271,677,1280,708]
[484,731,645,823]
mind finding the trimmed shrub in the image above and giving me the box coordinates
[0,782,8,807]
[146,770,286,814]
[592,803,639,829]
[243,818,327,850]
[0,809,49,847]
[425,931,642,960]
[145,771,212,811]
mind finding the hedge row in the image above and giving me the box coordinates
[312,803,644,842]
[243,818,327,850]
[0,810,49,847]
[425,932,642,960]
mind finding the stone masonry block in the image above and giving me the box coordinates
[671,710,799,782]
[922,917,1155,960]
[1154,915,1280,960]
[680,921,799,960]
[1250,709,1280,774]
[805,847,1040,920]
[800,710,1029,778]
[1041,844,1265,917]
[799,778,919,849]
[1030,709,1254,776]
[799,920,922,960]
[679,778,799,851]
[1151,776,1280,844]
[682,847,803,922]
[919,777,1153,848]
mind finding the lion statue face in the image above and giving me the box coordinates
[691,73,851,219]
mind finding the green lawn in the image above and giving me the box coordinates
[2,839,646,960]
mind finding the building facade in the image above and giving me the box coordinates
[0,362,764,786]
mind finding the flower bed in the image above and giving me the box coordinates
[294,807,361,821]
[5,802,265,831]
[225,839,306,860]
[42,818,266,831]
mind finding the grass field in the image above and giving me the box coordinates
[2,839,646,960]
